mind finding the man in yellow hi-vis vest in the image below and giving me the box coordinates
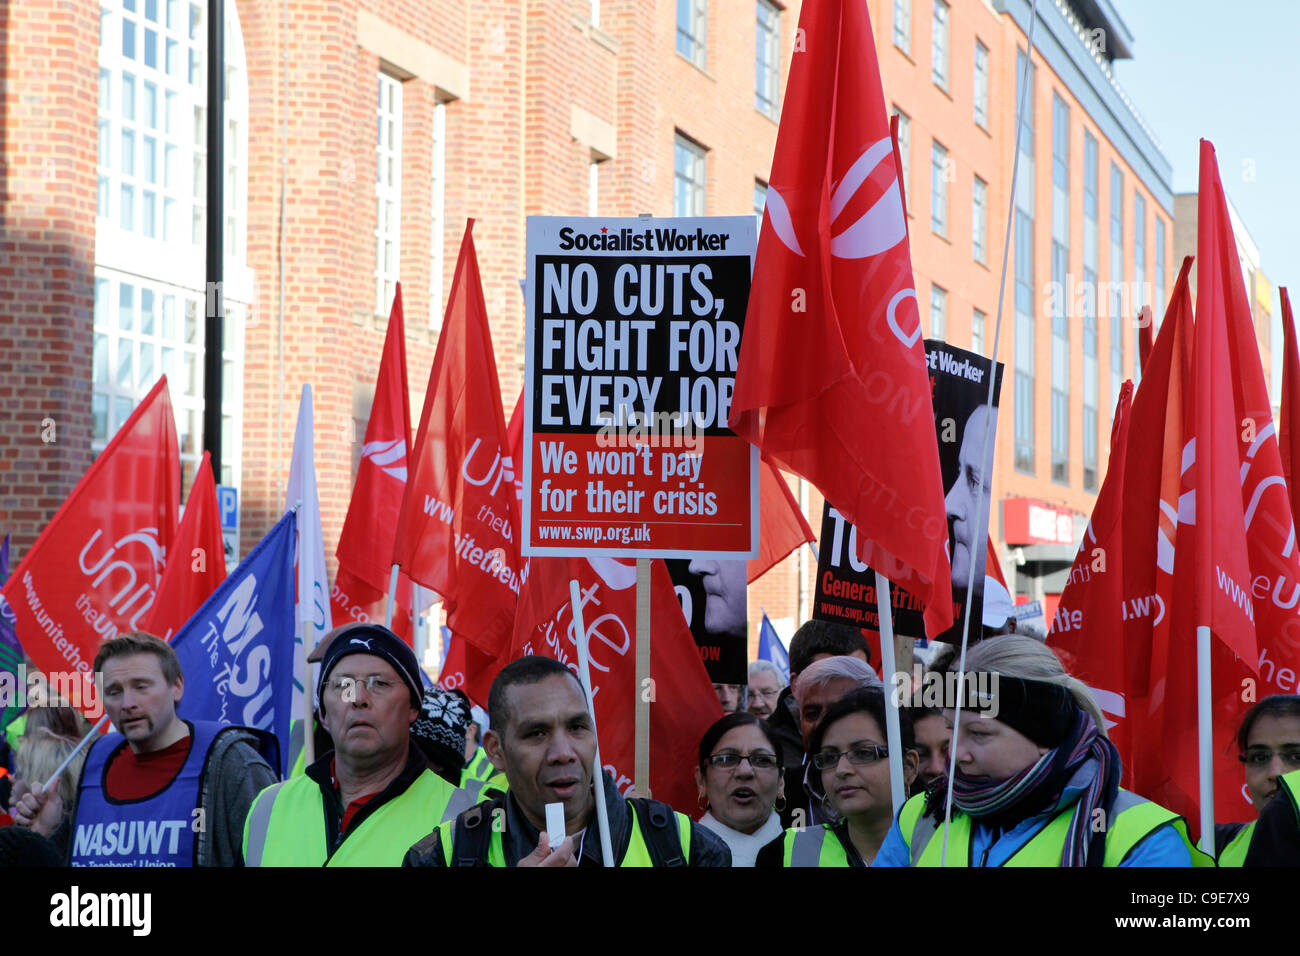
[404,656,731,867]
[242,623,476,866]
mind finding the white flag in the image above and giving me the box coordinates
[286,384,333,714]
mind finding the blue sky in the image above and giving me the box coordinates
[1110,0,1299,384]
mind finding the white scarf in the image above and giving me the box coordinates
[698,810,784,867]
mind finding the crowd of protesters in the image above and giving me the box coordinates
[2,616,1298,867]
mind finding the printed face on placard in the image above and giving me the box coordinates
[944,404,997,589]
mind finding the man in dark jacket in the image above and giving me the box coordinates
[405,656,730,867]
[767,621,872,828]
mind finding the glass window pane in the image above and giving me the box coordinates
[185,299,199,343]
[122,19,135,58]
[114,396,135,433]
[143,135,156,182]
[141,288,155,335]
[189,2,200,40]
[161,295,176,338]
[122,73,136,120]
[98,120,111,167]
[164,143,175,188]
[184,350,198,396]
[163,197,175,240]
[144,81,157,128]
[98,176,109,217]
[162,346,175,382]
[139,343,156,386]
[144,29,157,68]
[120,183,134,230]
[93,392,109,440]
[165,90,177,134]
[94,333,108,383]
[145,0,157,22]
[167,0,180,29]
[99,68,111,112]
[121,129,135,175]
[119,284,134,331]
[116,339,133,386]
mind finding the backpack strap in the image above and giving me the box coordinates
[451,795,504,867]
[631,798,688,867]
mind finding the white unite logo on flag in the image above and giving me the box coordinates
[765,137,920,350]
[361,439,408,482]
[77,526,167,631]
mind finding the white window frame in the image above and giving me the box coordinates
[930,139,948,238]
[894,0,911,54]
[755,0,780,118]
[674,133,706,217]
[677,0,707,69]
[932,0,949,92]
[375,72,403,316]
[974,39,990,129]
[972,174,987,264]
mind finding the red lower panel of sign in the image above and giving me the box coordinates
[528,431,752,554]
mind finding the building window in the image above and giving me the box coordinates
[94,0,248,490]
[972,175,987,265]
[755,0,780,119]
[1083,130,1100,493]
[674,133,706,216]
[375,72,403,316]
[893,107,911,209]
[973,40,990,130]
[1110,162,1124,414]
[1051,93,1069,485]
[1134,190,1147,319]
[894,0,911,54]
[753,179,767,228]
[930,140,948,238]
[1155,217,1166,313]
[932,0,949,92]
[1014,49,1036,475]
[931,284,947,340]
[972,307,986,355]
[677,0,707,69]
[430,99,446,327]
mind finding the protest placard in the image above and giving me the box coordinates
[521,216,758,559]
[814,340,1004,642]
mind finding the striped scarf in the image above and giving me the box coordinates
[941,709,1120,866]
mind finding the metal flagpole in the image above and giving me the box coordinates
[570,579,616,867]
[941,0,1041,867]
[875,571,907,815]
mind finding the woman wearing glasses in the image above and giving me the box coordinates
[1216,694,1300,865]
[756,687,915,867]
[873,635,1210,867]
[694,713,786,866]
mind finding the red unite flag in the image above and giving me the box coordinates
[1048,380,1133,777]
[333,284,417,643]
[748,463,815,583]
[393,221,522,658]
[729,0,952,637]
[0,377,179,717]
[1279,288,1300,525]
[1152,142,1300,831]
[146,450,225,641]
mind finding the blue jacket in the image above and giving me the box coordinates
[873,776,1194,867]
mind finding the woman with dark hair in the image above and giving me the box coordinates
[694,712,784,866]
[1217,694,1300,866]
[756,687,916,867]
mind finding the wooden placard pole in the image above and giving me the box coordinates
[635,557,652,798]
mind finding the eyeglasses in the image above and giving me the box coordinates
[1239,748,1300,769]
[704,751,780,771]
[812,744,889,771]
[327,675,396,700]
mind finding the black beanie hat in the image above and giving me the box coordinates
[314,623,424,716]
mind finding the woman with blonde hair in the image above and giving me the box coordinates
[873,635,1211,867]
[6,718,86,858]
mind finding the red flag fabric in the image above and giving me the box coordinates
[985,537,1006,589]
[1148,142,1299,832]
[393,220,522,657]
[145,450,225,641]
[1138,305,1154,374]
[1279,288,1300,524]
[729,0,952,638]
[333,283,417,644]
[1048,380,1134,778]
[0,377,179,717]
[747,464,815,583]
[511,554,721,814]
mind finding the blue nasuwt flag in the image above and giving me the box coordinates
[0,534,27,733]
[757,613,790,684]
[173,510,297,776]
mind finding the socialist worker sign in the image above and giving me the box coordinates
[521,216,758,559]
